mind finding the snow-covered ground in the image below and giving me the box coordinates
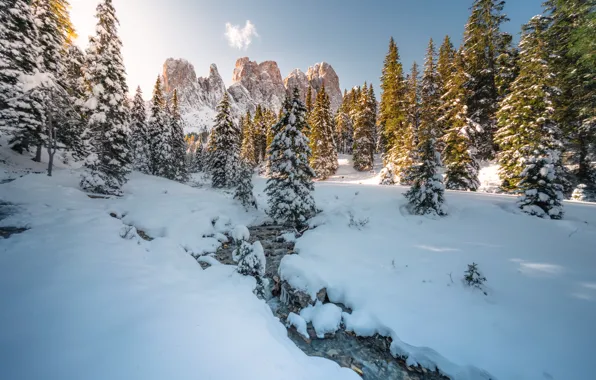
[266,160,596,380]
[0,162,357,380]
[2,149,595,380]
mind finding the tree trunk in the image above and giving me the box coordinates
[47,106,54,177]
[34,143,42,162]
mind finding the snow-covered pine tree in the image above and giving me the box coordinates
[234,162,257,211]
[305,84,313,114]
[405,39,447,216]
[496,16,564,219]
[309,84,338,179]
[210,92,240,188]
[80,0,131,196]
[439,51,480,191]
[0,0,44,154]
[397,62,421,184]
[335,89,354,154]
[352,84,376,172]
[266,88,317,228]
[378,37,407,160]
[240,110,257,167]
[147,76,173,178]
[130,86,151,174]
[171,89,188,182]
[233,239,266,297]
[544,0,595,188]
[571,184,596,203]
[193,142,205,172]
[461,0,510,161]
[436,35,457,150]
[253,105,268,164]
[57,43,87,162]
[495,33,519,99]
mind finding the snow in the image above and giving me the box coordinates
[2,144,596,380]
[300,302,343,338]
[0,162,358,380]
[287,312,309,339]
[267,158,596,380]
[232,224,250,242]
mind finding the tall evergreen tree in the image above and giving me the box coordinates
[335,90,354,154]
[265,88,317,228]
[544,0,595,186]
[305,84,313,114]
[253,105,268,163]
[496,15,565,216]
[405,38,447,216]
[234,162,257,211]
[80,0,131,196]
[130,86,151,174]
[171,89,188,182]
[0,0,43,154]
[148,76,173,178]
[210,92,240,188]
[309,84,338,179]
[240,110,257,167]
[439,52,480,191]
[58,43,87,161]
[352,83,376,171]
[436,35,457,144]
[461,0,510,160]
[378,37,407,159]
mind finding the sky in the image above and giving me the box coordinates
[70,0,545,99]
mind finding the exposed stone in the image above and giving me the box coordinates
[231,57,286,114]
[283,62,343,113]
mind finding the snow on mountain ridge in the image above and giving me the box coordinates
[162,57,343,134]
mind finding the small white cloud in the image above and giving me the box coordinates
[225,20,258,50]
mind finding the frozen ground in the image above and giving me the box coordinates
[0,162,358,380]
[265,159,596,380]
[1,147,595,380]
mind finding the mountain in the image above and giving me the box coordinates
[161,57,342,134]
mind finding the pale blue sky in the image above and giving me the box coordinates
[71,0,545,99]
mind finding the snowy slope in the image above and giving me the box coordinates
[266,159,596,380]
[0,168,358,380]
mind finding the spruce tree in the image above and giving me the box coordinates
[461,0,510,160]
[436,35,457,148]
[309,84,338,179]
[130,86,151,174]
[544,0,595,186]
[148,76,173,178]
[265,88,317,228]
[58,43,87,161]
[0,0,44,154]
[352,84,376,171]
[171,89,188,182]
[496,16,564,220]
[80,0,131,196]
[305,85,313,114]
[210,92,240,188]
[378,37,407,159]
[439,52,480,191]
[234,162,257,211]
[240,110,257,167]
[405,39,447,216]
[252,105,268,163]
[335,90,354,155]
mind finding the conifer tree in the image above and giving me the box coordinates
[461,0,510,160]
[210,92,240,188]
[130,86,151,174]
[265,88,317,228]
[495,34,519,98]
[171,89,188,182]
[496,15,565,220]
[58,43,87,161]
[80,0,131,196]
[148,76,173,178]
[0,0,44,154]
[309,84,338,179]
[240,110,257,167]
[378,37,407,158]
[352,84,376,171]
[253,105,268,163]
[439,52,480,191]
[335,91,354,154]
[405,38,447,216]
[305,85,313,114]
[544,0,595,186]
[234,162,257,210]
